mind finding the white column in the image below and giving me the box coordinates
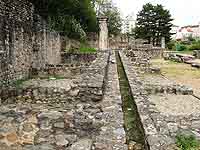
[161,37,166,49]
[98,17,108,50]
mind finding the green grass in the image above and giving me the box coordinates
[175,50,193,55]
[176,134,200,150]
[151,59,200,79]
[48,75,65,80]
[189,44,200,50]
[12,78,29,88]
[79,42,96,53]
[79,46,96,53]
[167,40,200,52]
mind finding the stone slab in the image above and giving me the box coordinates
[149,94,200,116]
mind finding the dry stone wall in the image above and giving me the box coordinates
[0,0,61,86]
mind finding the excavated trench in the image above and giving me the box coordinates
[116,51,148,150]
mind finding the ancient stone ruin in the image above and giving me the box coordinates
[0,0,61,86]
[0,1,127,149]
[98,17,109,50]
[122,47,200,149]
[0,0,200,150]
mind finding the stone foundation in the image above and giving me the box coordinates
[119,51,200,150]
[0,52,110,105]
[61,52,97,64]
[0,51,128,150]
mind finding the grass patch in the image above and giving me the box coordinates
[48,75,65,80]
[79,42,96,53]
[11,78,29,88]
[176,134,200,150]
[79,46,96,53]
[151,59,200,79]
[175,50,194,55]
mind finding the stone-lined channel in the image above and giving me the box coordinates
[116,51,149,150]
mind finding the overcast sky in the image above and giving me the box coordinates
[113,0,200,26]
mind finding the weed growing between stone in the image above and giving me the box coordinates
[176,134,200,150]
[10,75,66,88]
[12,78,29,88]
[48,75,66,80]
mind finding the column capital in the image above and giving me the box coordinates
[97,17,108,22]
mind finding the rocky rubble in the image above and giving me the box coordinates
[0,52,110,105]
[164,53,195,63]
[0,103,103,149]
[119,51,200,150]
[0,51,127,149]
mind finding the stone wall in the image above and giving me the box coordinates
[0,0,62,86]
[61,52,97,64]
[0,51,128,150]
[120,51,200,149]
[123,47,164,70]
[0,52,110,104]
[129,47,164,59]
[194,50,200,59]
[87,32,98,49]
[0,0,34,85]
[61,38,81,52]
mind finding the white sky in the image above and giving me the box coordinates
[113,0,200,26]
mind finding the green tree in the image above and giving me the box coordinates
[135,3,173,46]
[104,6,122,36]
[30,0,98,40]
[96,0,122,36]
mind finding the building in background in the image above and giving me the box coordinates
[174,22,200,40]
[122,12,136,34]
[171,25,180,40]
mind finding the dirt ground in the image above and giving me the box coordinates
[151,59,200,97]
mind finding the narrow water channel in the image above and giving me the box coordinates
[115,51,148,150]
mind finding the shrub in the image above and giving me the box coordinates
[176,43,187,51]
[167,40,176,50]
[189,41,200,50]
[176,134,200,150]
[180,41,190,45]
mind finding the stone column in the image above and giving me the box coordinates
[98,17,108,50]
[161,37,166,49]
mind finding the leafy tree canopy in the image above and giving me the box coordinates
[30,0,98,40]
[94,0,122,36]
[30,0,122,39]
[135,3,173,46]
